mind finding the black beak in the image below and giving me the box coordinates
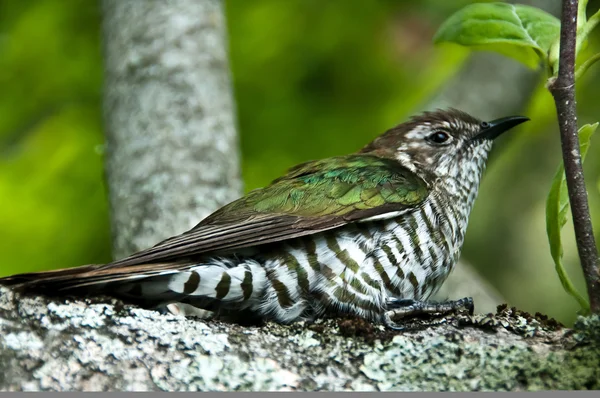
[472,116,530,141]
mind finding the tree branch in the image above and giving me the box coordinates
[548,0,600,313]
[1,286,599,391]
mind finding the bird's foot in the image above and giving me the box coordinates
[164,302,215,319]
[383,297,474,330]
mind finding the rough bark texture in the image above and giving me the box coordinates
[0,286,598,391]
[101,0,242,260]
[430,0,561,312]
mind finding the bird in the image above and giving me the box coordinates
[0,108,528,329]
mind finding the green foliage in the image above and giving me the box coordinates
[546,123,598,314]
[434,1,600,77]
[0,0,112,276]
[226,0,467,192]
[433,2,560,69]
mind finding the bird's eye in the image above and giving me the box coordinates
[480,121,490,129]
[427,131,451,144]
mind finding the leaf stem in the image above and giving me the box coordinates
[576,7,600,53]
[555,257,592,312]
[578,0,589,30]
[575,52,600,80]
[583,7,600,35]
[548,0,600,314]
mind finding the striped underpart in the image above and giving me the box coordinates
[159,191,472,323]
[156,142,491,324]
[165,259,267,311]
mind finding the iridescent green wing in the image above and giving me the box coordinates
[108,154,429,267]
[204,155,428,225]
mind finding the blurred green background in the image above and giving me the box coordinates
[1,0,600,326]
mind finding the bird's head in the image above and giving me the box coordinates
[360,108,528,179]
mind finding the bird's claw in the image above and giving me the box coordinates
[382,296,475,329]
[383,313,405,331]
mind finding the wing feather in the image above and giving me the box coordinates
[103,155,429,268]
[0,154,430,289]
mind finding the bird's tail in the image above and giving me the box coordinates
[0,264,102,291]
[0,259,266,313]
[0,262,188,307]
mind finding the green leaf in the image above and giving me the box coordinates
[545,123,598,314]
[433,2,561,69]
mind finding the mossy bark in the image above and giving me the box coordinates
[1,286,598,391]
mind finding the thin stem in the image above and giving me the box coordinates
[548,0,600,314]
[583,8,600,35]
[575,52,600,80]
[555,257,592,313]
[576,8,600,52]
[578,0,589,30]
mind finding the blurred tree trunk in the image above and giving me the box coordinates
[430,0,561,313]
[101,0,242,260]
